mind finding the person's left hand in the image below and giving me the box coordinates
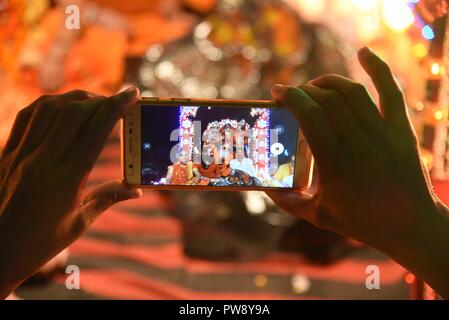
[0,88,142,298]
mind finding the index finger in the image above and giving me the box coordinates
[310,74,385,138]
[357,47,410,130]
[271,84,341,181]
[265,190,316,222]
[65,87,139,173]
[1,95,49,157]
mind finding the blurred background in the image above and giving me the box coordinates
[1,0,449,299]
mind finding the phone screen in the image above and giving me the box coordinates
[140,103,299,188]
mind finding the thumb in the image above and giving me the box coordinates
[265,190,317,222]
[76,180,142,232]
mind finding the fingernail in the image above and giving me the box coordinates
[359,46,374,58]
[129,188,143,199]
[271,84,289,99]
[120,86,139,99]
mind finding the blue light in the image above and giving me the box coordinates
[422,25,435,40]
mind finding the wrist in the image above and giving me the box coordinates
[0,262,18,300]
[0,224,25,299]
[384,198,449,298]
[0,267,16,300]
[0,285,14,300]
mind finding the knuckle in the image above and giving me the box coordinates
[41,96,59,110]
[285,87,300,100]
[325,74,340,81]
[72,214,89,237]
[23,95,53,115]
[94,196,113,213]
[348,83,367,97]
[66,89,91,99]
[72,214,87,237]
[16,106,32,119]
[64,100,83,111]
[302,103,322,121]
[324,91,341,106]
[34,94,53,104]
[61,101,85,119]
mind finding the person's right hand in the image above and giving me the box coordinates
[267,47,449,297]
[0,88,141,298]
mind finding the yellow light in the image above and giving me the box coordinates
[352,0,378,12]
[334,0,352,15]
[413,43,428,59]
[414,102,424,112]
[382,0,415,32]
[296,0,326,19]
[431,62,442,76]
[254,275,268,288]
[435,110,444,120]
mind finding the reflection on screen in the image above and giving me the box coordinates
[140,105,299,188]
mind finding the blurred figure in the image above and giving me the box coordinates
[230,148,257,178]
[198,146,220,181]
[274,155,295,187]
[0,0,214,146]
[166,151,201,185]
[39,0,211,91]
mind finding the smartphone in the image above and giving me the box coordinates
[122,98,313,191]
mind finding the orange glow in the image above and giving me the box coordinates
[405,273,416,284]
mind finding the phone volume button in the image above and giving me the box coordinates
[128,137,134,153]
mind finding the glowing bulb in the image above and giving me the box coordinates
[382,0,415,32]
[254,275,268,288]
[352,0,378,12]
[435,110,444,120]
[413,43,428,58]
[296,0,326,20]
[429,61,444,78]
[334,0,352,15]
[431,63,441,76]
[414,102,424,112]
